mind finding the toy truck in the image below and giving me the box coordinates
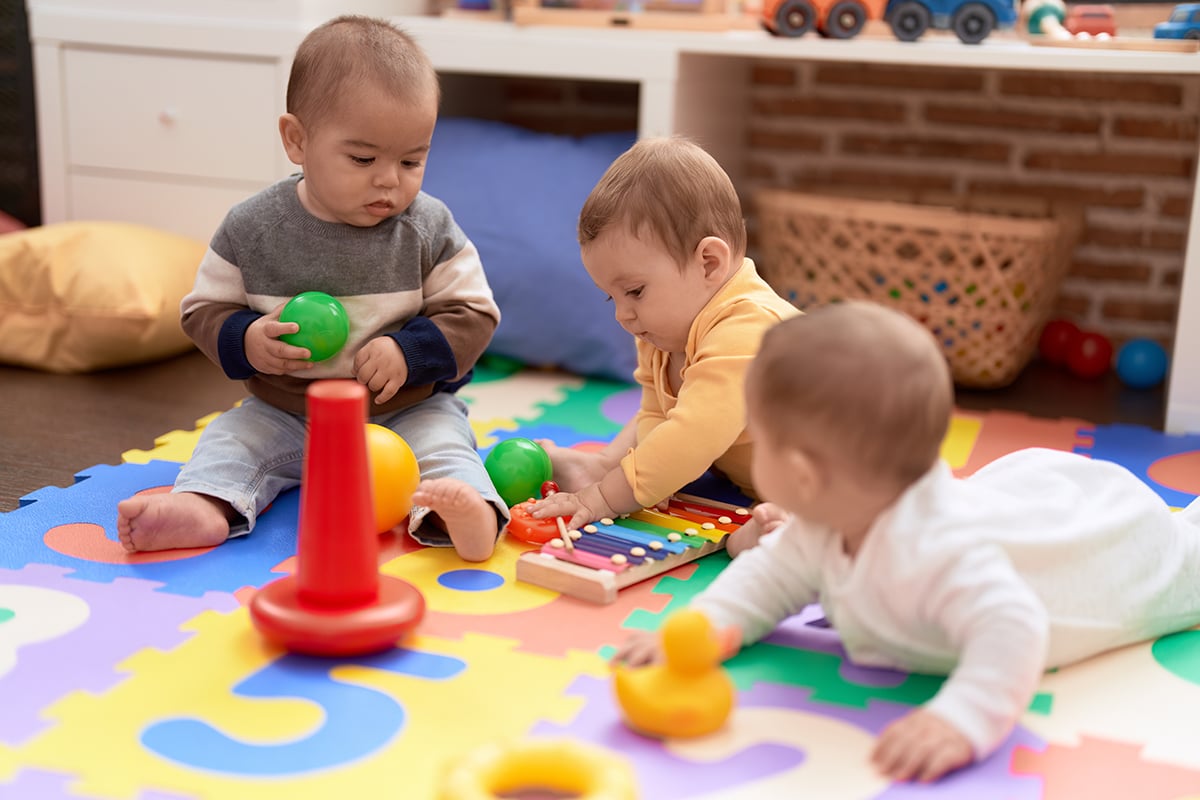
[762,0,1015,41]
[886,0,1017,42]
[762,0,886,37]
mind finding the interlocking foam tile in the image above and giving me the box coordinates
[519,379,636,438]
[457,367,586,432]
[1074,423,1200,508]
[122,411,228,465]
[0,462,303,597]
[0,565,236,746]
[942,412,984,471]
[955,411,1094,478]
[0,768,195,800]
[1021,633,1200,770]
[9,608,605,800]
[1012,737,1200,799]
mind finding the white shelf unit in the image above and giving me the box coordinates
[27,5,1200,433]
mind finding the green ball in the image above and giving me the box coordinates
[279,291,350,362]
[484,437,553,508]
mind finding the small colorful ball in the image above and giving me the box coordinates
[485,438,553,508]
[1038,319,1081,366]
[280,291,350,362]
[365,424,420,533]
[1066,331,1113,380]
[1115,338,1168,390]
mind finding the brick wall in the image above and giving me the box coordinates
[745,60,1198,353]
[457,63,1197,353]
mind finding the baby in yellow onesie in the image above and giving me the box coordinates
[530,136,797,555]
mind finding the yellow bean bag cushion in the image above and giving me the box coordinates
[0,221,205,373]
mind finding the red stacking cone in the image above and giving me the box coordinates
[250,379,425,656]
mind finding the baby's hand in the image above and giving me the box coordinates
[353,337,409,404]
[610,629,662,668]
[871,708,973,783]
[530,490,594,531]
[245,302,314,375]
[752,502,789,533]
[530,484,614,531]
[726,502,791,557]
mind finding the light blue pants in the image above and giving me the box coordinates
[173,392,507,546]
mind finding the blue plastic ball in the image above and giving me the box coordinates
[1115,338,1168,390]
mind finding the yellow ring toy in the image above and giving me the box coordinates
[440,737,637,800]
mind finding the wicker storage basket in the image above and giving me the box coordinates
[754,189,1081,388]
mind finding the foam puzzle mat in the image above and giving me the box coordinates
[3,356,1200,799]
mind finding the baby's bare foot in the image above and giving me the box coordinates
[536,439,609,493]
[116,492,231,553]
[411,478,498,562]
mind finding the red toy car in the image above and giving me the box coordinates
[1064,4,1117,35]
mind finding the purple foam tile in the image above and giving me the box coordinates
[766,611,908,689]
[0,768,197,800]
[0,564,238,745]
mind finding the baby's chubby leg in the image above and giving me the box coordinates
[117,492,233,552]
[411,478,498,562]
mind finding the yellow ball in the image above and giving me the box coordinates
[365,423,420,533]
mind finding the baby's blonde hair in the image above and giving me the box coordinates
[287,15,438,129]
[748,302,953,488]
[578,136,747,268]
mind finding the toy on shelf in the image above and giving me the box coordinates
[439,737,638,799]
[511,0,760,31]
[365,423,421,533]
[761,0,1016,43]
[484,436,553,508]
[1064,3,1115,35]
[249,380,426,657]
[613,608,735,738]
[515,493,750,603]
[1024,0,1199,51]
[1155,3,1200,40]
[761,0,883,37]
[1115,338,1169,390]
[279,291,350,362]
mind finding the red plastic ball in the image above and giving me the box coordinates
[1038,319,1081,366]
[1066,331,1113,380]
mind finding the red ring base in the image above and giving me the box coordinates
[505,502,562,545]
[249,574,426,657]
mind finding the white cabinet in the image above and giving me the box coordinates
[28,4,311,242]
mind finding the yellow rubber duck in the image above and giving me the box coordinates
[613,608,735,738]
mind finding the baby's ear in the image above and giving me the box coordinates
[787,447,823,503]
[278,114,308,165]
[694,236,733,282]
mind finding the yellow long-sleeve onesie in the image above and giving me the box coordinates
[618,258,799,506]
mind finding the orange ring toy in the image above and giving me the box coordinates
[504,501,562,545]
[440,737,637,800]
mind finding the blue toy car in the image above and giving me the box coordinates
[1154,3,1200,39]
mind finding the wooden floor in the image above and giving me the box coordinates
[0,348,1168,513]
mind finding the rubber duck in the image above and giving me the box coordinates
[613,609,735,738]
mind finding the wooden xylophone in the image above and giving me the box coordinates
[510,494,752,604]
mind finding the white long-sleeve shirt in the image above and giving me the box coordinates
[693,448,1200,758]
